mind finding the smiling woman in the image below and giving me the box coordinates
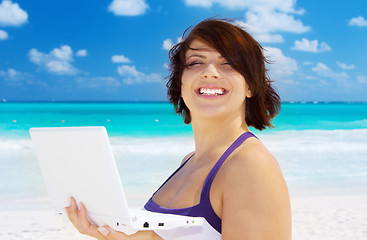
[66,18,291,240]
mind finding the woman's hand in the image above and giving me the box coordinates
[65,197,162,240]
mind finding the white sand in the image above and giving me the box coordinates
[291,193,367,239]
[1,193,367,239]
[0,210,93,240]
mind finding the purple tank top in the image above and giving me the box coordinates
[144,132,256,233]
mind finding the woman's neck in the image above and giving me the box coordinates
[190,113,250,161]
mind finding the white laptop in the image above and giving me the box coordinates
[29,126,203,235]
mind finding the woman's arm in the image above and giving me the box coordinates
[220,145,292,240]
[65,197,163,240]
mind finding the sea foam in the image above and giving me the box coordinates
[1,129,366,209]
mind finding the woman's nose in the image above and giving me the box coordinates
[201,63,220,79]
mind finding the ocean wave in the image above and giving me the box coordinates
[1,129,367,208]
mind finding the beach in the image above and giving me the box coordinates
[1,193,367,239]
[1,102,367,239]
[291,193,367,239]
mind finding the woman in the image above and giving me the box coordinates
[66,19,291,240]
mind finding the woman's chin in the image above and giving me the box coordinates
[191,108,233,123]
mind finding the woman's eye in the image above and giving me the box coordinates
[221,62,234,69]
[186,61,202,67]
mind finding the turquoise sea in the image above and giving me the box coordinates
[1,102,367,209]
[1,102,367,137]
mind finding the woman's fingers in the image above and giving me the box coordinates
[65,197,109,239]
[98,226,163,240]
[65,197,78,223]
[98,225,128,239]
[78,202,93,229]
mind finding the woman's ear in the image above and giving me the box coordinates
[246,86,252,98]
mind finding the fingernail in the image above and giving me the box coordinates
[98,227,110,236]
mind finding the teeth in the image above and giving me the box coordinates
[199,88,225,96]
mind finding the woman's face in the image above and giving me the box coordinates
[181,39,251,123]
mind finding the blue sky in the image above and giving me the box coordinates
[0,0,366,102]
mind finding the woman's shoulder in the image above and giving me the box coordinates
[218,137,285,190]
[231,136,279,169]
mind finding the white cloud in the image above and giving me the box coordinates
[0,68,14,78]
[264,46,298,81]
[51,45,73,61]
[348,16,367,27]
[245,10,309,34]
[236,9,310,43]
[76,49,87,57]
[0,29,8,39]
[0,68,45,87]
[117,65,162,84]
[292,38,332,53]
[252,33,284,43]
[0,0,28,27]
[46,61,75,74]
[163,63,169,69]
[7,67,16,77]
[28,45,79,75]
[312,62,330,76]
[108,0,149,16]
[357,75,367,84]
[111,54,131,63]
[162,39,174,51]
[0,68,30,82]
[336,61,355,70]
[312,62,348,81]
[162,37,182,50]
[118,65,139,76]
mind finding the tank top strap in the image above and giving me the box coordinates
[200,132,257,202]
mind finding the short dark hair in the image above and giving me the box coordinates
[166,18,281,130]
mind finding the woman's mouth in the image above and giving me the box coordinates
[196,87,228,96]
